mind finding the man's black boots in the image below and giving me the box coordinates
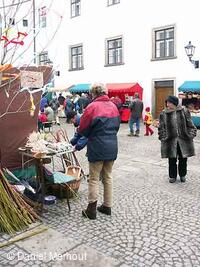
[82,201,97,220]
[97,204,111,215]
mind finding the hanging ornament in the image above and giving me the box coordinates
[29,93,36,117]
[0,29,28,47]
[5,90,9,98]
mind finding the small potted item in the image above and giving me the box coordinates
[44,195,57,205]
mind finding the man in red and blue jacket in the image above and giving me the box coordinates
[78,83,120,219]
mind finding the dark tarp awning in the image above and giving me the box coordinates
[106,83,143,103]
[69,83,91,94]
[178,81,200,92]
[0,66,52,170]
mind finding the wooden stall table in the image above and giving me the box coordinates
[18,149,74,212]
[19,150,52,212]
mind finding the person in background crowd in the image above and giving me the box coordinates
[72,94,80,112]
[44,104,54,122]
[128,92,144,137]
[64,95,74,122]
[158,95,197,183]
[40,93,48,111]
[144,107,154,136]
[58,93,65,106]
[110,95,123,115]
[38,109,47,132]
[50,95,60,125]
[77,93,91,114]
[57,93,66,118]
[78,83,120,220]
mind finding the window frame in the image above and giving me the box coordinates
[107,0,120,6]
[152,24,176,61]
[69,44,84,71]
[105,36,124,66]
[71,0,81,18]
[22,19,28,27]
[38,51,52,65]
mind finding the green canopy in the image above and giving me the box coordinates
[178,81,200,92]
[69,84,91,94]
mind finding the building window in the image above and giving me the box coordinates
[106,37,123,66]
[107,0,120,6]
[23,19,28,27]
[38,51,52,65]
[39,6,47,28]
[71,0,81,18]
[155,80,174,88]
[152,25,175,60]
[69,45,83,70]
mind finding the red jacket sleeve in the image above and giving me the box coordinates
[78,105,94,137]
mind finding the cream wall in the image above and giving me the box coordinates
[2,0,200,109]
[51,0,200,109]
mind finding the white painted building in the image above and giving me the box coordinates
[1,0,200,117]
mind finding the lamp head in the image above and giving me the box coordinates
[184,41,199,68]
[185,41,195,61]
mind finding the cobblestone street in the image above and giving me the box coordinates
[1,121,200,267]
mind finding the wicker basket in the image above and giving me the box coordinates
[46,166,82,199]
[46,178,82,199]
[63,178,82,198]
[65,166,81,180]
[64,166,82,198]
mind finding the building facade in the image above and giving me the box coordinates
[1,0,200,117]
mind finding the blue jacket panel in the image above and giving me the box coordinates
[70,132,88,151]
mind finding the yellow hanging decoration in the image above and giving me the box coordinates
[29,93,36,117]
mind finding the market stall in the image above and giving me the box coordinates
[17,130,83,211]
[68,82,143,122]
[69,83,91,94]
[178,81,200,127]
[106,83,143,122]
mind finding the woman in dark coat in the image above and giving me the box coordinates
[158,95,196,183]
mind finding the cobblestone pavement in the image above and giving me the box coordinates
[1,120,200,267]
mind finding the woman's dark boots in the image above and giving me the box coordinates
[82,201,97,220]
[97,204,111,215]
